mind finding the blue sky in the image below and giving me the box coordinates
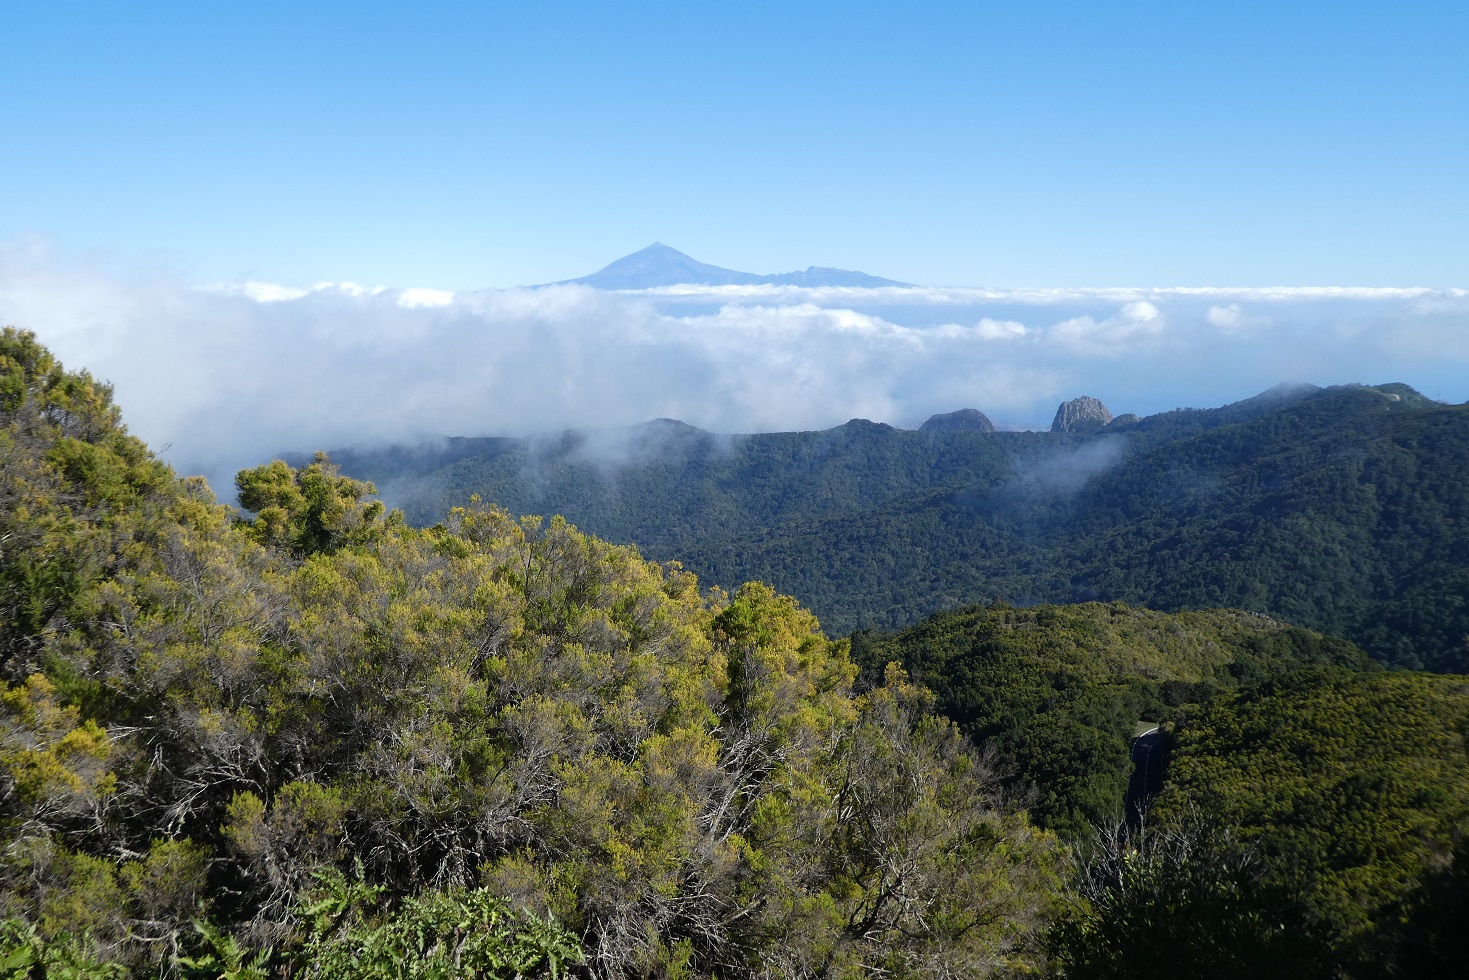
[2,2,1467,487]
[4,1,1467,288]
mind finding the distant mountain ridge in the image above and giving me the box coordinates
[298,382,1469,673]
[546,242,912,289]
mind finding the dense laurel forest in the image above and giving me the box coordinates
[847,603,1374,837]
[851,606,1469,978]
[3,327,1469,979]
[325,383,1469,673]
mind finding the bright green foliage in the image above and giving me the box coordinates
[0,332,1060,978]
[175,918,272,980]
[1153,669,1469,961]
[848,602,1368,835]
[0,327,176,673]
[0,918,126,980]
[293,869,581,980]
[0,673,115,809]
[235,452,394,556]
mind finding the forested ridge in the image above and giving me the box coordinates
[324,382,1469,672]
[4,328,1469,979]
[848,602,1373,836]
[849,603,1469,978]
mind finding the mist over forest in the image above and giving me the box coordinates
[3,240,1468,497]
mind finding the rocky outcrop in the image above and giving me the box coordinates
[920,408,996,433]
[1109,413,1141,428]
[1051,397,1113,433]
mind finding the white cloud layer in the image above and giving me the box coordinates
[2,239,1467,496]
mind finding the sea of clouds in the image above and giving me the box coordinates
[2,239,1466,496]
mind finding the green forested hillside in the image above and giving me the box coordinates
[325,384,1469,672]
[847,602,1371,836]
[324,417,1027,553]
[1156,669,1469,950]
[327,388,1322,555]
[0,329,1061,978]
[845,600,1469,977]
[1053,667,1469,980]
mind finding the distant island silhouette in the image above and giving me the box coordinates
[545,242,912,289]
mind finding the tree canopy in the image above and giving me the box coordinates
[0,328,1060,978]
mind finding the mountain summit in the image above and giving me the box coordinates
[548,243,911,289]
[1051,396,1114,433]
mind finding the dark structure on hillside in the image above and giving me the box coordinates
[1126,727,1166,825]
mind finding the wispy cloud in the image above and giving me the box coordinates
[1051,301,1166,355]
[2,239,1466,496]
[1205,304,1273,334]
